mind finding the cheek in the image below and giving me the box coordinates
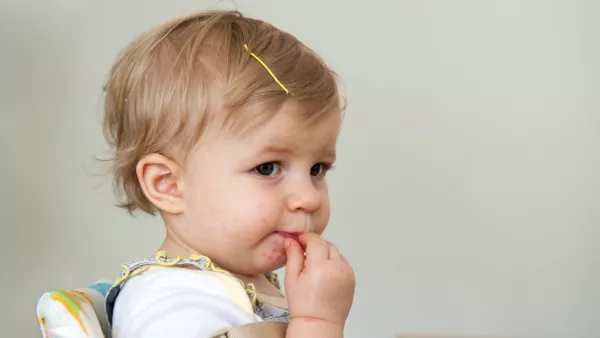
[315,191,331,234]
[263,245,286,261]
[248,202,281,231]
[216,188,282,238]
[185,173,284,242]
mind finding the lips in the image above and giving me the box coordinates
[276,231,300,242]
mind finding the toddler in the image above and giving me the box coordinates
[102,10,355,338]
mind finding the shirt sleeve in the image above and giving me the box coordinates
[111,267,258,338]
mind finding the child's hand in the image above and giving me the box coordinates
[284,233,355,330]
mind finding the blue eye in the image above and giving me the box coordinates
[310,163,329,177]
[254,162,281,177]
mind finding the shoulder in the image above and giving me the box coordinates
[112,267,258,338]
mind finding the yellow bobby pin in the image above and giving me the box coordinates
[244,44,289,95]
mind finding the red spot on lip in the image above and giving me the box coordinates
[277,231,300,241]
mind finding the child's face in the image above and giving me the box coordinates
[176,102,341,275]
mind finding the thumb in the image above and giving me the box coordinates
[284,238,305,278]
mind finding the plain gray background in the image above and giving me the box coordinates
[1,1,598,337]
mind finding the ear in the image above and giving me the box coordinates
[136,153,185,215]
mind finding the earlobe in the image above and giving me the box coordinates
[136,153,185,214]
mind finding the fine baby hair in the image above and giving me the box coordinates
[102,9,343,214]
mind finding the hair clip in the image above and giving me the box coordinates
[244,44,289,95]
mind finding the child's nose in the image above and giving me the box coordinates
[286,178,322,213]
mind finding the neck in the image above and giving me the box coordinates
[160,234,282,296]
[232,272,284,298]
[159,232,197,259]
[159,225,284,298]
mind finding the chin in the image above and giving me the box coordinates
[270,260,287,272]
[258,255,287,273]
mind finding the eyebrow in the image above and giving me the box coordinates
[259,145,337,160]
[260,145,295,155]
[324,149,337,161]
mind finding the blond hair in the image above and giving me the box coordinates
[102,10,342,214]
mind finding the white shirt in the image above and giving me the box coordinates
[111,267,262,338]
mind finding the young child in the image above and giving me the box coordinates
[101,10,355,338]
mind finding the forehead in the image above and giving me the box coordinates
[187,100,342,166]
[204,100,341,144]
[238,101,342,146]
